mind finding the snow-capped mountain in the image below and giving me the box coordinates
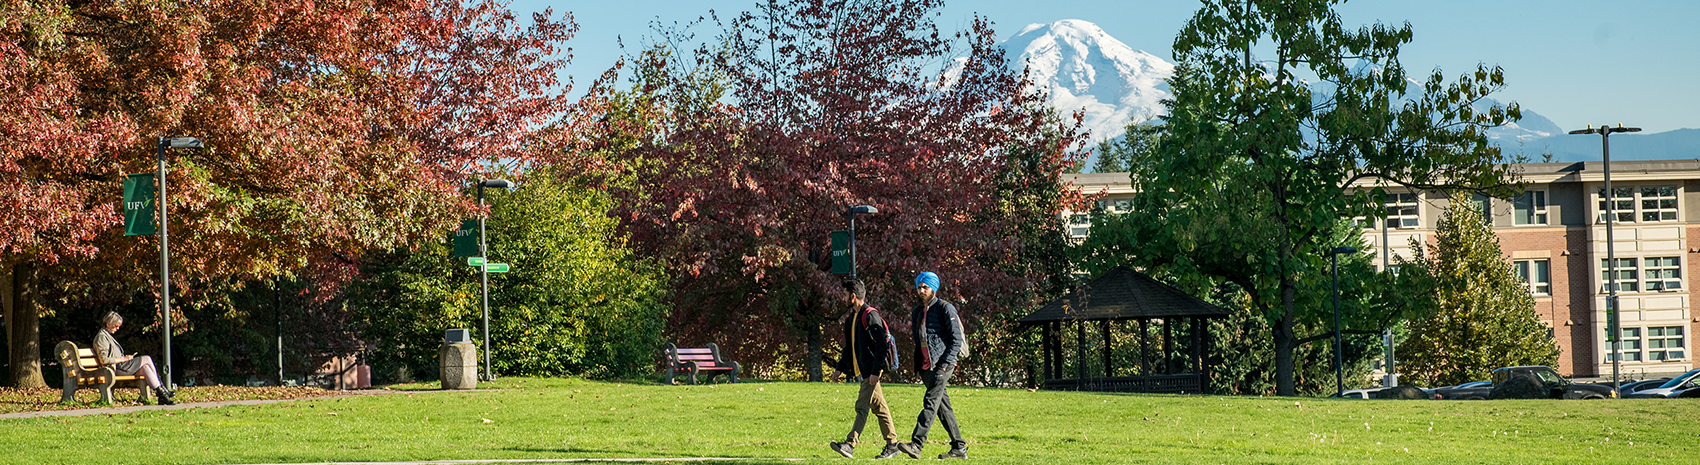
[999,20,1696,165]
[1478,98,1564,143]
[1003,20,1173,144]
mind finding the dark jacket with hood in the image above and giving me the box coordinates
[911,297,962,371]
[834,305,891,377]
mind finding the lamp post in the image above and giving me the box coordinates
[476,178,512,381]
[1569,123,1639,396]
[845,205,877,280]
[156,136,203,389]
[1330,245,1357,398]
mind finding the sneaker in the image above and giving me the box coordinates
[937,449,967,460]
[873,443,903,459]
[894,442,922,459]
[829,441,854,458]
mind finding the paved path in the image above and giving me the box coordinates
[0,389,492,420]
[239,459,799,464]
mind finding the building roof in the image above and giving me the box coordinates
[1019,266,1231,324]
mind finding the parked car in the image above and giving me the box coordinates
[1431,366,1616,400]
[1625,368,1700,398]
[1448,380,1491,390]
[1334,385,1433,399]
[1618,378,1672,395]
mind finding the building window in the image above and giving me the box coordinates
[1602,258,1639,292]
[1468,194,1492,222]
[1609,327,1643,362]
[1643,256,1682,291]
[1641,186,1679,222]
[1513,191,1547,225]
[1385,193,1419,229]
[1648,326,1686,361]
[1597,187,1635,223]
[1515,259,1550,295]
[1068,214,1090,238]
[1597,186,1679,223]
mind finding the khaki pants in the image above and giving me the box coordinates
[846,374,898,445]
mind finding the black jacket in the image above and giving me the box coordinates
[911,297,961,371]
[835,306,890,377]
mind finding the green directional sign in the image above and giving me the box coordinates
[467,257,486,266]
[451,219,479,257]
[830,230,850,275]
[123,173,156,236]
[485,263,510,273]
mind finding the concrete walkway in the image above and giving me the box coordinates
[0,389,488,420]
[239,459,800,464]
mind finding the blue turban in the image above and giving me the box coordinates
[916,271,940,292]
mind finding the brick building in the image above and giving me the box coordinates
[1067,160,1699,379]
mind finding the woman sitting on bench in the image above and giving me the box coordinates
[95,311,176,405]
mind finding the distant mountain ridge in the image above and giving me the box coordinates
[1001,20,1698,166]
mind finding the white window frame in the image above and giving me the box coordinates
[1642,256,1683,292]
[1597,187,1636,223]
[1640,186,1679,222]
[1385,192,1420,229]
[1608,327,1643,362]
[1514,259,1551,295]
[1602,258,1639,292]
[1597,185,1681,223]
[1513,190,1547,225]
[1648,326,1687,361]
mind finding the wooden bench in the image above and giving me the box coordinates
[54,341,153,404]
[664,342,741,385]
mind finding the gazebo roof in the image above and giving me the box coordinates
[1019,266,1230,323]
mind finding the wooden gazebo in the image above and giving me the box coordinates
[1020,266,1230,394]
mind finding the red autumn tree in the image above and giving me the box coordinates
[0,0,576,387]
[588,0,1087,380]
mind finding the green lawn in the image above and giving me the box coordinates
[4,377,1697,464]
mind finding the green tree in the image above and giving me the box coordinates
[1395,196,1558,387]
[1090,121,1163,173]
[349,170,667,381]
[1110,0,1524,395]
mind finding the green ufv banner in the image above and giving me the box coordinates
[830,230,850,275]
[452,219,480,257]
[123,173,156,236]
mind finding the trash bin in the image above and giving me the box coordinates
[440,329,478,389]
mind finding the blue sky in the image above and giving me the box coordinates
[517,0,1700,133]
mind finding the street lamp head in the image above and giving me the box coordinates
[849,205,878,215]
[164,137,204,148]
[1569,125,1641,135]
[478,179,513,189]
[1330,246,1358,255]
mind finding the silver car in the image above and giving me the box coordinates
[1624,368,1700,398]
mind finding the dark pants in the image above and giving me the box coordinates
[911,363,964,450]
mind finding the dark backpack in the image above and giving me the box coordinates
[860,306,900,372]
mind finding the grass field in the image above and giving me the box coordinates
[4,377,1698,464]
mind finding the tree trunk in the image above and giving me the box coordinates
[8,260,44,388]
[807,321,823,382]
[1275,272,1298,396]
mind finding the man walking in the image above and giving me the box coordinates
[896,271,967,459]
[829,280,902,459]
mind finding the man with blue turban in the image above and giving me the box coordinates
[895,271,968,459]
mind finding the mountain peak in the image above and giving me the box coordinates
[1003,20,1174,146]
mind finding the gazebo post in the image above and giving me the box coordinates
[1192,317,1204,392]
[1139,318,1150,376]
[1164,318,1175,374]
[1076,320,1086,382]
[1101,320,1112,378]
